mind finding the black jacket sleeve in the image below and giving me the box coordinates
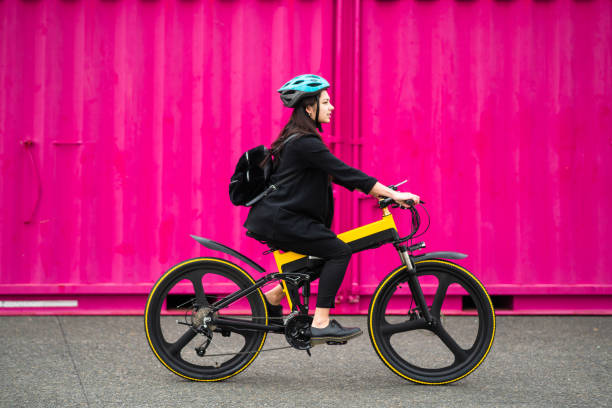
[295,136,377,194]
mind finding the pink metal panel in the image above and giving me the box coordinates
[356,0,612,306]
[0,0,335,294]
[1,0,611,315]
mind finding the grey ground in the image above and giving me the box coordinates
[0,316,610,408]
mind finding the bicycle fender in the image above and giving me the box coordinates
[413,251,468,261]
[190,235,266,274]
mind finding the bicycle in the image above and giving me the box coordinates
[144,181,495,384]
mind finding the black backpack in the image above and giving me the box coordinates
[229,135,298,207]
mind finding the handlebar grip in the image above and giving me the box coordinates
[379,198,426,209]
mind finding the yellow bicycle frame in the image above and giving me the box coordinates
[273,208,398,309]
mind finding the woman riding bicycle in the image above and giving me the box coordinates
[244,74,420,344]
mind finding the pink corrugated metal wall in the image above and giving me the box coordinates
[1,0,610,315]
[354,0,612,314]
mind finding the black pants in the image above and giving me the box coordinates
[269,237,352,308]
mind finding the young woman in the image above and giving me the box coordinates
[244,74,420,343]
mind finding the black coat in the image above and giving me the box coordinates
[244,134,377,242]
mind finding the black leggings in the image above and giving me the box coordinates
[269,237,352,308]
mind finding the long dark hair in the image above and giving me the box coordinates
[263,93,322,168]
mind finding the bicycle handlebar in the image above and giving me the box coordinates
[378,184,430,241]
[378,197,426,209]
[383,180,425,208]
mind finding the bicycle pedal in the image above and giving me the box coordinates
[325,340,348,346]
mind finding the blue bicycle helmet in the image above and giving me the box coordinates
[278,74,330,108]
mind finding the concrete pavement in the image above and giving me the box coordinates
[0,316,610,408]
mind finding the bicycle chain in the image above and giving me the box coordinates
[190,312,304,357]
[193,344,294,358]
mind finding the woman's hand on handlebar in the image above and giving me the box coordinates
[391,191,420,208]
[367,181,420,208]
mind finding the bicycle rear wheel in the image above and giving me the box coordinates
[368,259,495,385]
[144,258,267,381]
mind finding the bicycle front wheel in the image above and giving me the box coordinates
[144,258,267,381]
[368,259,495,385]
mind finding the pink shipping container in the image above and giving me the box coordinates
[1,0,611,315]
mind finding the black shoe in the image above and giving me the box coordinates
[309,319,362,345]
[264,298,284,326]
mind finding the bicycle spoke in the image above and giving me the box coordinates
[168,328,198,357]
[381,318,428,336]
[430,275,451,318]
[434,324,468,364]
[188,273,209,307]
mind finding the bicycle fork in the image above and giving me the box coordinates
[396,242,435,324]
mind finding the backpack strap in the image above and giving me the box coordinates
[245,172,299,206]
[244,134,300,207]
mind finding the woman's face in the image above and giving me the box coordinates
[306,90,334,123]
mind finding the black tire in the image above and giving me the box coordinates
[144,258,267,381]
[368,259,495,385]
